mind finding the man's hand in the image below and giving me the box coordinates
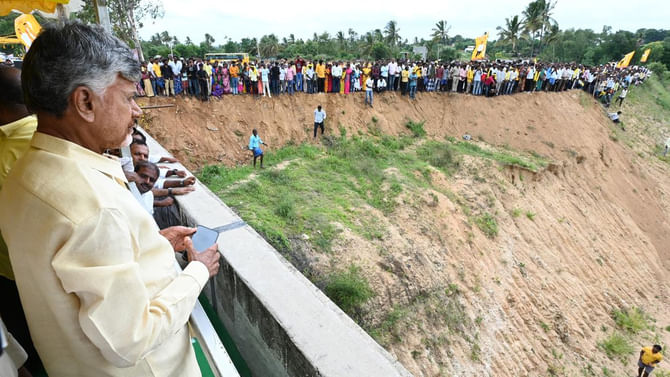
[182,176,196,186]
[173,186,195,195]
[159,156,179,163]
[159,226,196,251]
[174,170,187,178]
[154,196,174,207]
[185,237,220,277]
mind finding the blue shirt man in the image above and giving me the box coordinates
[248,129,267,168]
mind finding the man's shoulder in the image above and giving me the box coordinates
[3,149,129,224]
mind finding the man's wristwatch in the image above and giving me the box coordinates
[168,188,173,196]
[170,169,178,176]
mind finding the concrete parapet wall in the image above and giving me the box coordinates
[145,131,413,377]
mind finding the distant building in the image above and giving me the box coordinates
[412,46,428,61]
[464,46,475,53]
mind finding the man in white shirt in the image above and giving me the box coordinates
[331,62,342,93]
[365,77,374,107]
[314,105,326,138]
[134,160,158,215]
[387,59,397,91]
[664,137,670,157]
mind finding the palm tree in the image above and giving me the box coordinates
[384,20,401,47]
[522,0,543,57]
[544,23,560,60]
[259,34,279,58]
[431,20,451,44]
[538,0,558,53]
[431,20,451,60]
[496,15,523,55]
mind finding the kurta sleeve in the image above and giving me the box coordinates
[52,207,209,367]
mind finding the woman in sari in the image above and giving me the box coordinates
[344,63,352,94]
[222,63,231,94]
[211,63,224,97]
[325,64,332,93]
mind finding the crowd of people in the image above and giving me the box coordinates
[137,55,652,108]
[0,19,667,377]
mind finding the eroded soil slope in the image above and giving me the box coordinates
[139,89,670,376]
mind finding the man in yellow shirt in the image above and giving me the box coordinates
[0,22,221,377]
[638,345,663,377]
[316,60,326,92]
[0,65,39,371]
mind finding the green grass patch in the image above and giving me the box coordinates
[405,120,427,138]
[325,264,374,315]
[598,332,634,360]
[612,307,650,334]
[449,140,547,172]
[474,213,498,238]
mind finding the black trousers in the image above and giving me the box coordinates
[314,122,324,137]
[317,78,325,92]
[0,276,42,370]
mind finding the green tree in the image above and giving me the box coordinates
[521,0,543,57]
[496,15,524,55]
[431,20,451,61]
[75,0,164,62]
[384,20,401,48]
[259,34,280,58]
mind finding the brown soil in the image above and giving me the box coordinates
[139,91,670,377]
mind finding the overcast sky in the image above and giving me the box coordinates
[139,0,667,45]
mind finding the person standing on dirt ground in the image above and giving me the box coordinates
[249,129,268,168]
[313,105,326,139]
[365,76,374,107]
[663,136,670,157]
[637,345,663,377]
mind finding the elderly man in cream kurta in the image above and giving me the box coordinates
[0,22,220,377]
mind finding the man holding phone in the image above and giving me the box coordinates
[0,22,220,377]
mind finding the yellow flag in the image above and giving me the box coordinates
[640,48,651,63]
[14,14,42,50]
[616,51,635,69]
[471,33,488,61]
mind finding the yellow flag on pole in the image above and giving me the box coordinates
[640,48,651,63]
[471,33,488,61]
[14,14,42,50]
[616,51,635,69]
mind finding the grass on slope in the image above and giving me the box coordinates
[198,129,547,314]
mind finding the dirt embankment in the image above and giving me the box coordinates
[139,91,670,376]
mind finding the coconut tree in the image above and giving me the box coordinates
[384,20,401,47]
[538,0,558,51]
[522,0,543,57]
[431,20,451,60]
[496,15,523,56]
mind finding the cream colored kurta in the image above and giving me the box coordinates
[0,132,209,377]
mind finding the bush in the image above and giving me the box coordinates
[649,62,668,77]
[418,142,459,172]
[405,120,426,138]
[325,265,374,315]
[612,307,649,334]
[475,213,498,238]
[598,332,634,360]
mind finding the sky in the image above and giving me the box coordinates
[139,0,668,45]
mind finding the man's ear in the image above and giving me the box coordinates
[70,86,96,123]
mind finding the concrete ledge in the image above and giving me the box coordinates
[143,130,412,377]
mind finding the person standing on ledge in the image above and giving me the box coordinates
[313,105,326,139]
[249,128,268,168]
[637,345,663,377]
[0,21,221,377]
